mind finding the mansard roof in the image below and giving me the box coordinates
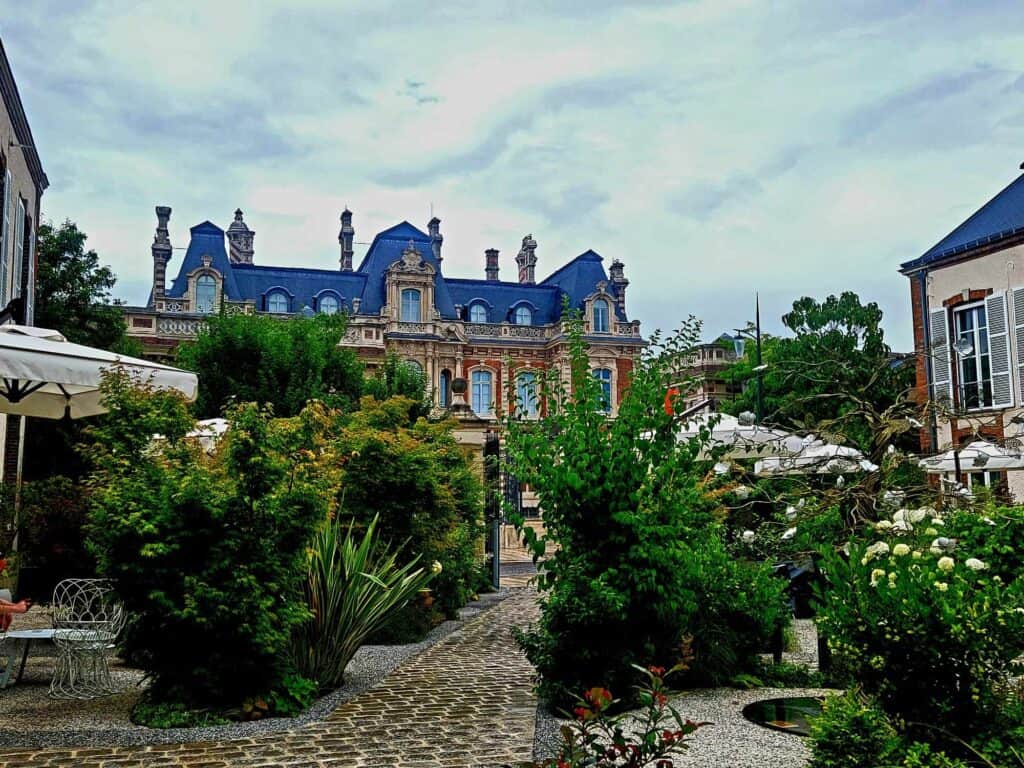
[540,249,625,320]
[446,279,563,325]
[355,221,457,318]
[166,221,240,298]
[901,173,1024,273]
[232,264,366,310]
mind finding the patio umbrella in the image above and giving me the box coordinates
[919,440,1024,473]
[678,412,805,459]
[754,440,879,476]
[0,325,198,419]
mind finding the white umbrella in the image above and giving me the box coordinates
[188,418,229,452]
[678,412,805,459]
[0,325,198,419]
[919,440,1024,473]
[755,440,879,476]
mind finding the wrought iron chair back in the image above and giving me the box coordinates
[49,578,124,699]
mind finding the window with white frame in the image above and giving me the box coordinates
[593,368,613,413]
[401,288,421,322]
[514,306,532,325]
[954,303,992,410]
[593,298,610,333]
[516,371,539,418]
[195,274,217,313]
[471,370,493,416]
[267,291,289,313]
[470,303,487,322]
[319,294,339,315]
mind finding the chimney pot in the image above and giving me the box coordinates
[339,209,355,271]
[485,248,500,281]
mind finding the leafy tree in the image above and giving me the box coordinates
[362,353,431,421]
[176,312,365,419]
[722,292,914,459]
[504,312,787,706]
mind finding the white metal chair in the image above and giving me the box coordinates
[49,578,124,699]
[0,588,12,689]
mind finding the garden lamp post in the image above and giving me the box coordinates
[733,294,764,424]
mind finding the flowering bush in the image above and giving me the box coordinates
[816,506,1024,744]
[526,665,709,768]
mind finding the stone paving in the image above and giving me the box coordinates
[0,588,540,768]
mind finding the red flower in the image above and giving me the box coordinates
[654,692,668,708]
[648,665,666,676]
[573,706,590,721]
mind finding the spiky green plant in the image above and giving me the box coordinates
[292,515,437,691]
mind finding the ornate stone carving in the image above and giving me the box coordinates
[466,323,501,337]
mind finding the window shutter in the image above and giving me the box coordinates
[12,198,24,299]
[24,225,34,325]
[0,169,10,307]
[1013,288,1024,404]
[987,292,1013,408]
[929,306,952,407]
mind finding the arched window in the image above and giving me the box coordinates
[439,369,452,407]
[196,274,217,314]
[593,298,610,333]
[401,288,421,322]
[470,303,488,323]
[514,306,532,325]
[267,291,289,313]
[471,370,493,416]
[405,359,423,374]
[593,368,613,413]
[516,371,539,418]
[319,294,339,315]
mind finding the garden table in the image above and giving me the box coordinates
[2,628,56,687]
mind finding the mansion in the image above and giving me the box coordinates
[124,207,645,417]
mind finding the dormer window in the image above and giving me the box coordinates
[268,291,289,314]
[319,294,339,315]
[593,299,610,333]
[196,274,217,314]
[470,303,488,323]
[401,288,421,322]
[514,306,532,325]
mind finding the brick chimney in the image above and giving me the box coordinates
[485,248,499,281]
[226,208,255,264]
[516,234,537,284]
[609,259,629,318]
[428,216,443,263]
[339,208,354,271]
[151,206,172,304]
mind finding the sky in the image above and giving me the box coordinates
[5,0,1024,351]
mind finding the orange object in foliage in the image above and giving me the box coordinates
[664,387,680,415]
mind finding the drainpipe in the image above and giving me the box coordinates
[918,269,939,453]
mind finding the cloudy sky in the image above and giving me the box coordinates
[5,0,1024,350]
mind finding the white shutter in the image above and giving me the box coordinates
[0,169,10,307]
[987,292,1013,408]
[1013,288,1024,403]
[12,198,24,299]
[929,306,953,407]
[24,223,34,325]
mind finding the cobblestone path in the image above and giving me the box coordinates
[1,589,539,768]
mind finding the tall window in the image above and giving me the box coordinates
[516,372,539,418]
[439,369,452,407]
[319,294,339,315]
[470,303,487,322]
[955,304,992,409]
[593,368,613,413]
[593,298,609,333]
[267,291,289,313]
[196,274,217,313]
[514,306,532,325]
[471,370,493,416]
[401,288,421,322]
[12,197,24,299]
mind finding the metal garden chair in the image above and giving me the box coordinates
[49,578,124,699]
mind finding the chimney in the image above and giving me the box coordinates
[609,258,629,318]
[151,206,172,303]
[428,216,443,263]
[485,248,500,281]
[516,234,537,284]
[226,208,255,264]
[339,208,354,271]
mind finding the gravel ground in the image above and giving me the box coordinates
[0,589,509,748]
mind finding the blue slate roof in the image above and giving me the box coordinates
[232,264,367,313]
[355,221,458,319]
[166,221,240,298]
[447,279,564,324]
[540,250,625,320]
[901,174,1024,272]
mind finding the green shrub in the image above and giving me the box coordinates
[291,515,437,691]
[808,690,900,768]
[86,372,325,715]
[505,313,789,707]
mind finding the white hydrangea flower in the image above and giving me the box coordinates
[785,505,797,521]
[875,520,894,530]
[892,520,913,534]
[431,560,444,574]
[965,558,987,571]
[870,568,886,587]
[741,530,756,543]
[937,556,955,572]
[892,544,911,557]
[934,581,949,592]
[892,509,906,523]
[908,509,928,524]
[781,527,797,540]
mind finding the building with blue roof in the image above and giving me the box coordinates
[900,168,1024,501]
[126,206,644,418]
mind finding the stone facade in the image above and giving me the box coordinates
[0,38,48,488]
[124,208,645,419]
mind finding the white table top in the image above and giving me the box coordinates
[4,628,56,640]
